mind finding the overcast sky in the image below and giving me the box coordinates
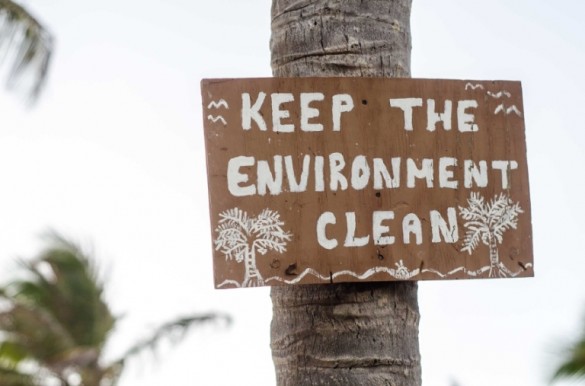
[1,0,584,385]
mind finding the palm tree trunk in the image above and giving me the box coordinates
[243,246,254,287]
[270,1,421,385]
[243,245,263,287]
[488,233,499,277]
[245,246,264,287]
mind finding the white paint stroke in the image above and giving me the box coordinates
[266,262,420,285]
[497,261,532,277]
[459,192,525,278]
[506,105,523,117]
[422,266,491,278]
[207,99,229,109]
[215,208,291,287]
[487,90,511,99]
[465,83,484,90]
[425,264,534,279]
[207,115,227,125]
[494,104,523,117]
[217,279,241,288]
[262,261,533,286]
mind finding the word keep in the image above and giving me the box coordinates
[242,92,354,132]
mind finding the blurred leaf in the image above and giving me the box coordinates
[552,330,585,381]
[0,365,35,386]
[0,232,117,383]
[0,231,231,385]
[0,0,53,104]
[117,313,231,364]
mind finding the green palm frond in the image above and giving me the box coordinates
[0,341,28,367]
[0,0,53,103]
[553,330,585,381]
[7,232,115,348]
[115,313,231,365]
[0,303,74,361]
[0,231,231,385]
[0,232,115,383]
[0,365,35,386]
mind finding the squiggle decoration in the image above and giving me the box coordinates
[494,104,523,117]
[487,90,511,99]
[217,279,241,288]
[265,261,420,285]
[217,260,532,288]
[423,266,490,278]
[208,99,229,109]
[465,83,484,90]
[254,261,532,286]
[207,115,227,125]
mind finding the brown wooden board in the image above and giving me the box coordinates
[200,78,533,289]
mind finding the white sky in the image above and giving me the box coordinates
[1,0,584,385]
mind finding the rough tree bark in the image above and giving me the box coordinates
[269,1,421,385]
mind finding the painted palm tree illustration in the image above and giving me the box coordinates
[215,208,291,287]
[459,192,523,277]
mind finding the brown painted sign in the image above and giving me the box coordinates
[201,78,533,288]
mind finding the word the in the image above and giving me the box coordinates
[389,98,479,132]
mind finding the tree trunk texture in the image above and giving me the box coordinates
[270,1,421,385]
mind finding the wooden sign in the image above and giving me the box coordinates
[200,78,533,288]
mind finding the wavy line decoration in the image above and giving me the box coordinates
[487,90,511,99]
[207,99,229,109]
[217,260,533,288]
[421,261,531,278]
[494,104,523,117]
[217,279,241,289]
[465,83,485,91]
[506,105,522,117]
[463,85,523,118]
[420,263,533,278]
[265,260,420,285]
[207,114,227,125]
